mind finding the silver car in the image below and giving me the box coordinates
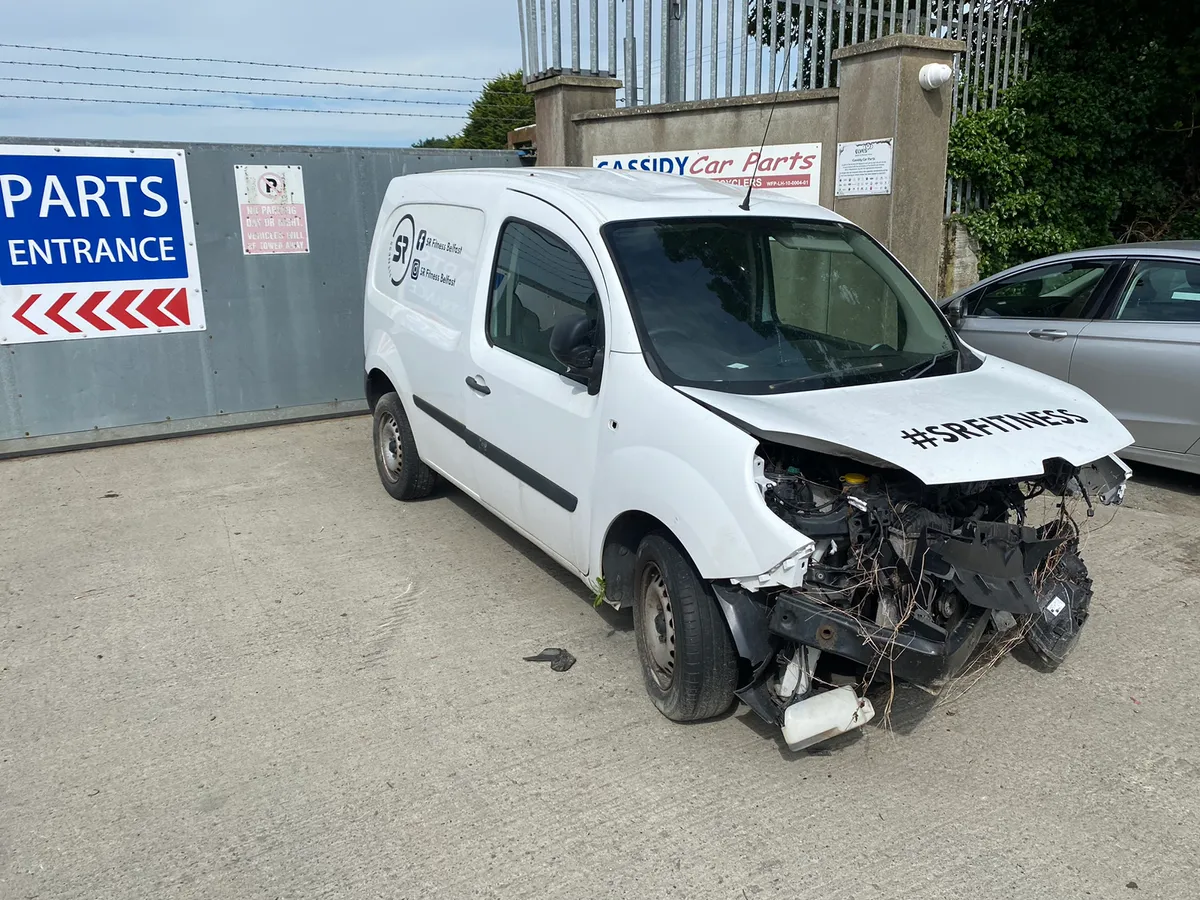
[942,242,1200,474]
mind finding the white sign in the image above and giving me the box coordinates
[835,138,894,197]
[235,164,309,255]
[0,144,204,345]
[594,142,822,205]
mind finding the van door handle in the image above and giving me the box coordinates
[465,375,491,395]
[1028,328,1069,341]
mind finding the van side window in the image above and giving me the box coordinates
[488,221,600,370]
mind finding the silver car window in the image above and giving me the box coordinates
[967,261,1109,319]
[1112,261,1200,323]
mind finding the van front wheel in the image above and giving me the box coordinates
[633,533,737,722]
[373,392,437,501]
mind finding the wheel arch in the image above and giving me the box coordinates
[365,368,395,412]
[601,510,691,610]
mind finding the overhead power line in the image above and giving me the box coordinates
[0,76,534,109]
[0,42,494,81]
[0,59,530,95]
[0,93,535,122]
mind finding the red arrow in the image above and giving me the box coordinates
[77,291,114,331]
[44,292,81,334]
[12,294,46,335]
[164,288,191,325]
[134,288,177,328]
[108,290,147,329]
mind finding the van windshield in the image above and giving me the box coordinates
[603,217,961,394]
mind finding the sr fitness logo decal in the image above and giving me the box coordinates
[387,214,416,286]
[900,409,1090,450]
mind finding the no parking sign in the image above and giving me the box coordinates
[0,144,205,345]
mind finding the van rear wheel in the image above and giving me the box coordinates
[633,533,737,722]
[373,392,437,501]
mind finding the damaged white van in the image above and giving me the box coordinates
[363,168,1132,751]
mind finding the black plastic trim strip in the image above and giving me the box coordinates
[413,394,468,438]
[411,395,578,513]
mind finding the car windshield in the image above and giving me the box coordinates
[604,217,961,394]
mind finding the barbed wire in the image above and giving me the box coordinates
[0,42,494,81]
[0,59,530,95]
[0,93,536,122]
[0,76,535,109]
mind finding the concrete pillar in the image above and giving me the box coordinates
[832,35,964,293]
[527,75,622,167]
[942,218,982,296]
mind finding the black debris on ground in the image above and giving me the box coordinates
[523,648,576,672]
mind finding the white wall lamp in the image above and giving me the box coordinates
[918,63,954,91]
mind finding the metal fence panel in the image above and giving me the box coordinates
[0,138,521,448]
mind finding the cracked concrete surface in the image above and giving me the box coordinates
[2,418,1198,899]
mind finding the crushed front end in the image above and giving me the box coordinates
[722,444,1129,751]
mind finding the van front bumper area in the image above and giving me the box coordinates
[767,590,992,688]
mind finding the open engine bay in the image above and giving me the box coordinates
[713,442,1130,750]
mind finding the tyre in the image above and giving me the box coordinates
[372,392,437,501]
[633,532,737,721]
[1024,530,1093,670]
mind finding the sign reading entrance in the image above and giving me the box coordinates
[0,144,204,344]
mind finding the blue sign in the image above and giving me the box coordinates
[1,145,204,346]
[0,152,190,287]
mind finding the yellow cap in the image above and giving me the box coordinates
[841,473,869,485]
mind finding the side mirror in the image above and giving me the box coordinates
[943,297,964,328]
[549,314,598,372]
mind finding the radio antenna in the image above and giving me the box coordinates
[740,41,793,212]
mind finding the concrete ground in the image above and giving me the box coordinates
[2,418,1198,900]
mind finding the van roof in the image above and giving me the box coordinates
[402,166,845,226]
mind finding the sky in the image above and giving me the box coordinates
[0,0,526,148]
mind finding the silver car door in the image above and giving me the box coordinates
[1069,258,1200,453]
[955,259,1118,381]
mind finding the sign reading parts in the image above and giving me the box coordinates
[594,142,822,205]
[0,144,204,345]
[235,164,310,255]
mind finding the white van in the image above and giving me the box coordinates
[363,168,1132,751]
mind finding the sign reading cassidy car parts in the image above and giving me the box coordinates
[0,144,204,345]
[594,142,822,205]
[235,164,310,255]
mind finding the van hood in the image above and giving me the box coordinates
[678,356,1133,485]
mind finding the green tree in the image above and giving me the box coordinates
[456,71,534,149]
[412,71,534,151]
[949,0,1200,274]
[411,136,459,149]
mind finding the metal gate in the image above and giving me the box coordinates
[0,138,521,455]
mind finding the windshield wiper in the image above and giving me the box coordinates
[900,350,958,381]
[768,362,884,391]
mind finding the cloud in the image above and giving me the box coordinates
[0,0,523,147]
